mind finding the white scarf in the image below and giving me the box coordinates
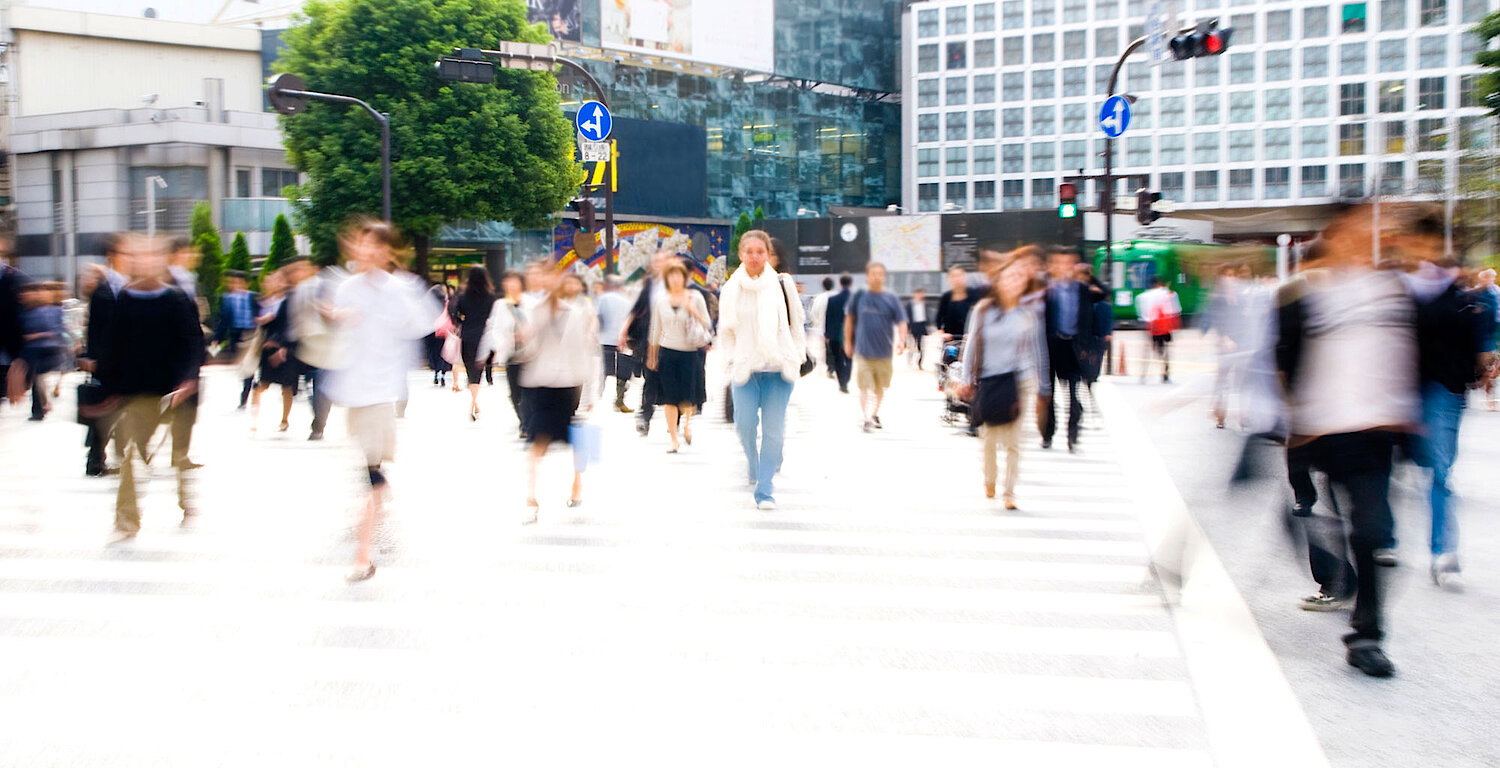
[720,267,794,376]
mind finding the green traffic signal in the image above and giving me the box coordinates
[1058,202,1078,219]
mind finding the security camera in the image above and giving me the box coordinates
[192,99,205,106]
[141,93,159,105]
[612,55,623,64]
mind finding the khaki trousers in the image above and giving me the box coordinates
[980,383,1034,501]
[115,395,194,532]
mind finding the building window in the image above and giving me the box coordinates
[1228,130,1255,161]
[1096,28,1119,58]
[1063,67,1087,97]
[918,45,940,74]
[1378,40,1406,73]
[1228,53,1255,84]
[1132,97,1152,130]
[1230,14,1255,43]
[1193,132,1221,164]
[947,77,968,106]
[1032,0,1056,26]
[1385,120,1407,152]
[1125,62,1151,93]
[919,79,939,108]
[1003,36,1024,65]
[974,39,996,68]
[1095,64,1112,95]
[947,42,967,70]
[1340,83,1366,115]
[974,145,997,174]
[1417,159,1445,192]
[1063,30,1086,60]
[919,183,939,211]
[1097,0,1120,19]
[1418,117,1448,151]
[1342,2,1368,32]
[974,180,997,210]
[1062,103,1088,133]
[1420,0,1446,25]
[1267,10,1292,41]
[1003,109,1025,138]
[1301,165,1328,197]
[1418,76,1446,110]
[1062,140,1087,171]
[1302,125,1330,157]
[1002,144,1024,173]
[1265,89,1291,121]
[946,181,969,208]
[1303,86,1329,118]
[1229,92,1257,122]
[1340,43,1366,75]
[974,109,996,138]
[1265,127,1292,160]
[1195,57,1221,88]
[1265,167,1291,199]
[1032,69,1055,100]
[1465,0,1487,22]
[1063,0,1087,23]
[1194,93,1220,125]
[975,2,997,32]
[1340,123,1367,155]
[946,5,967,34]
[1462,74,1481,108]
[1265,50,1291,81]
[1002,0,1024,28]
[1380,161,1405,194]
[1378,80,1404,112]
[919,113,939,142]
[1161,171,1185,202]
[1032,105,1055,135]
[917,9,938,38]
[1460,115,1492,150]
[234,169,252,198]
[1002,179,1026,209]
[1194,171,1220,202]
[974,75,996,104]
[263,168,298,196]
[1160,134,1186,165]
[1126,137,1152,166]
[1032,141,1056,171]
[918,149,939,177]
[1306,6,1331,37]
[1031,178,1055,207]
[1339,163,1365,197]
[1462,31,1484,64]
[1003,73,1025,101]
[1419,37,1447,69]
[1229,169,1255,200]
[946,111,968,141]
[1033,33,1055,64]
[1302,46,1329,78]
[1381,0,1406,29]
[1161,64,1185,90]
[946,146,969,176]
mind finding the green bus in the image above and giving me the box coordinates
[1092,240,1275,323]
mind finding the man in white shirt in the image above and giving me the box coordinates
[594,274,635,412]
[807,276,835,369]
[1135,277,1182,383]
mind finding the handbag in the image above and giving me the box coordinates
[76,376,108,424]
[685,313,713,349]
[441,332,462,365]
[236,329,264,378]
[778,277,816,377]
[967,299,1022,426]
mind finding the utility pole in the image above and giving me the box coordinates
[266,73,391,223]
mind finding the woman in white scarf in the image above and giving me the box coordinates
[717,230,806,510]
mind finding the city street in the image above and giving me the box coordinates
[0,353,1328,766]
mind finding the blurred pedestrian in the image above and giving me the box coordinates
[249,269,299,433]
[518,271,601,520]
[1074,262,1112,405]
[959,251,1050,509]
[844,262,906,432]
[213,270,259,409]
[1136,276,1181,384]
[1042,247,1096,452]
[719,230,807,510]
[647,260,711,453]
[80,234,131,477]
[808,276,835,370]
[936,266,975,343]
[594,274,635,412]
[425,282,455,388]
[164,237,205,467]
[453,266,498,421]
[622,251,674,435]
[0,237,23,410]
[98,234,203,542]
[823,273,854,392]
[18,282,66,420]
[288,258,338,441]
[1473,268,1499,410]
[907,287,930,370]
[325,219,440,582]
[499,270,531,437]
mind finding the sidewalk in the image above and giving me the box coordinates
[0,356,1325,765]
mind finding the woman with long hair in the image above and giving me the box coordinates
[958,250,1050,510]
[251,269,299,433]
[453,266,498,421]
[647,261,711,453]
[517,271,601,520]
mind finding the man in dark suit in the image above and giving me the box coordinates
[80,234,131,476]
[823,272,854,393]
[1041,247,1096,452]
[621,250,674,435]
[0,238,25,406]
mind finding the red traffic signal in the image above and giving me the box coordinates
[1058,182,1077,203]
[1169,21,1231,60]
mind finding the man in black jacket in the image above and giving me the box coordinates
[79,235,130,476]
[100,236,204,542]
[0,238,25,406]
[1041,247,1095,451]
[621,250,674,435]
[823,273,854,393]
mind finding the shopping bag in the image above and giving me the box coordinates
[570,421,602,473]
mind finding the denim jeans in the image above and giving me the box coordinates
[731,371,794,504]
[1417,380,1464,557]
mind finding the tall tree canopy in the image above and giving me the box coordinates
[1476,11,1500,117]
[277,0,580,271]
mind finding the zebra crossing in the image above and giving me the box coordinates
[0,361,1318,765]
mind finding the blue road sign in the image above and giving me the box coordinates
[576,100,612,142]
[1099,96,1131,138]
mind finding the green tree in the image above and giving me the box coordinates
[226,232,252,277]
[277,0,579,274]
[728,211,752,273]
[190,202,225,318]
[261,214,298,282]
[1475,12,1500,116]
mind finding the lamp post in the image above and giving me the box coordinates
[143,175,167,238]
[266,73,391,223]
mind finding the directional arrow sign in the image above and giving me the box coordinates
[575,100,612,143]
[1099,95,1131,138]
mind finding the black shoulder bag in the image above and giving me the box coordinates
[778,276,817,377]
[970,300,1021,427]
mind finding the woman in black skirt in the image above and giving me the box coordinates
[647,261,711,453]
[453,266,497,421]
[251,269,299,433]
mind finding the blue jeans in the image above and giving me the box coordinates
[1417,381,1465,557]
[731,372,794,504]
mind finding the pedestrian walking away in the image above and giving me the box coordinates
[213,270,260,408]
[249,269,300,433]
[907,286,931,370]
[622,251,675,435]
[594,274,636,412]
[823,273,854,393]
[1136,276,1181,384]
[453,266,499,421]
[844,262,906,432]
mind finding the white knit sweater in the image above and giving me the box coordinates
[717,269,807,384]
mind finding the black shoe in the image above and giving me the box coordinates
[1067,442,1077,454]
[1041,439,1052,450]
[838,386,849,394]
[1346,645,1395,678]
[85,465,105,478]
[872,416,882,429]
[308,431,324,442]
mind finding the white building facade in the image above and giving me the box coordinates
[901,0,1497,240]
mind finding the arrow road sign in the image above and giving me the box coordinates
[1099,95,1132,138]
[575,100,612,143]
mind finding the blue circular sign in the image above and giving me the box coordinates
[575,100,613,142]
[1099,96,1132,138]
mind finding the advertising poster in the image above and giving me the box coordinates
[528,0,582,41]
[553,220,729,284]
[600,0,775,72]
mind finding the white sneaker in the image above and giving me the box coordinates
[1432,553,1464,591]
[756,499,777,511]
[861,420,874,433]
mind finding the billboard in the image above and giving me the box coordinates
[528,0,582,41]
[600,0,775,72]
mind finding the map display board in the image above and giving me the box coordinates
[869,215,941,272]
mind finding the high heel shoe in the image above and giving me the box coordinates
[523,499,539,525]
[566,498,583,508]
[278,422,289,433]
[684,426,693,446]
[470,405,478,422]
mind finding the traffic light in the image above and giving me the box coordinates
[570,198,597,230]
[1169,21,1232,60]
[1136,188,1163,225]
[1058,182,1078,219]
[434,48,496,83]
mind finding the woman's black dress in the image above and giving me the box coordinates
[455,291,495,384]
[258,299,299,391]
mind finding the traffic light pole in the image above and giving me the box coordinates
[267,75,391,222]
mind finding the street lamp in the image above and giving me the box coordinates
[142,175,167,238]
[266,73,391,223]
[796,207,819,217]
